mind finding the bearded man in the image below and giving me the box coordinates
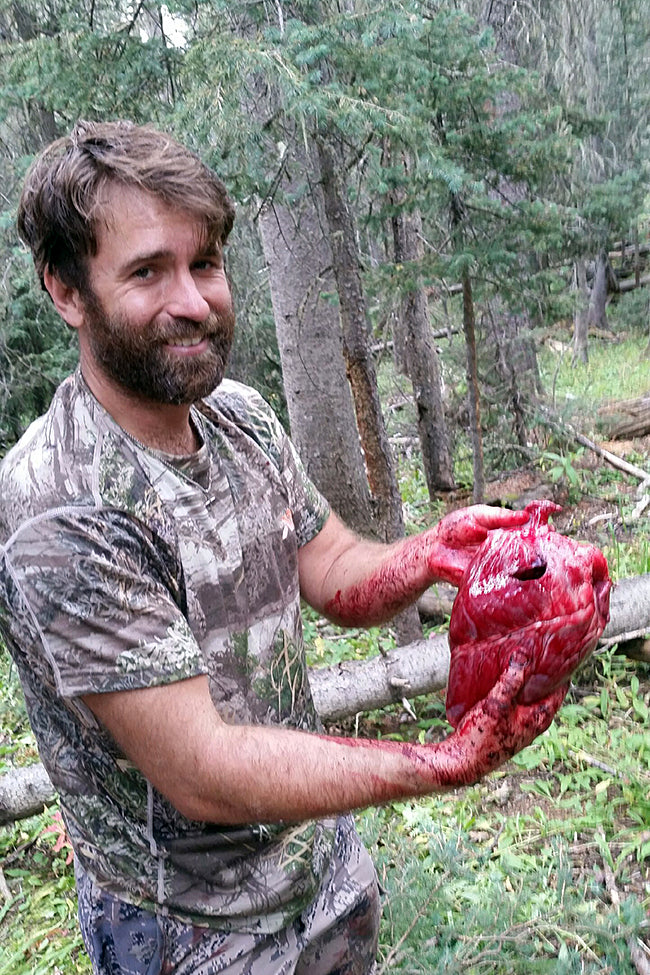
[0,121,564,975]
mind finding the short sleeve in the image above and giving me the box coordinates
[1,507,207,699]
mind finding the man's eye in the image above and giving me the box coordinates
[133,267,153,280]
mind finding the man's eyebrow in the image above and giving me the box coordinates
[120,249,172,273]
[119,243,221,274]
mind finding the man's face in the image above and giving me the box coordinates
[80,186,235,405]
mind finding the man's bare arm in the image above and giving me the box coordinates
[82,662,564,825]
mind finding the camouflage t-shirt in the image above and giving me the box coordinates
[0,369,358,934]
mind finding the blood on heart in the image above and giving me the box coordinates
[445,500,611,728]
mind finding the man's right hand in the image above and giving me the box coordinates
[428,650,567,788]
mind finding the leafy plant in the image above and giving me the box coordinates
[538,448,585,500]
[0,809,90,975]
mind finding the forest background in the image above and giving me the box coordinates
[0,0,649,972]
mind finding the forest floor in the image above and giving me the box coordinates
[328,432,650,956]
[450,433,650,546]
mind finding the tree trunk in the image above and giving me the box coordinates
[316,136,422,643]
[486,305,536,449]
[586,249,611,334]
[450,192,484,502]
[316,138,404,540]
[391,207,456,494]
[4,570,650,824]
[257,154,377,537]
[573,258,590,365]
[8,3,59,152]
[462,270,485,502]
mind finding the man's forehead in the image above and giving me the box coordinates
[92,183,216,253]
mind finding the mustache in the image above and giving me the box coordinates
[154,311,235,343]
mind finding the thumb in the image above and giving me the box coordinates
[487,650,531,708]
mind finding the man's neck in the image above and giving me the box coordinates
[80,360,201,456]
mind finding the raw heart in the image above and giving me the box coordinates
[445,500,611,728]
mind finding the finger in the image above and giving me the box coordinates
[488,649,531,704]
[470,505,530,531]
[528,683,568,732]
[509,683,569,748]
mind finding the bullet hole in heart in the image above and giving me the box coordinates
[513,558,547,582]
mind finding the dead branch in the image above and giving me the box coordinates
[540,405,650,482]
[572,431,650,482]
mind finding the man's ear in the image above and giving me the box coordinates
[43,269,86,330]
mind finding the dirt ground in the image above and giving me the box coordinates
[454,433,650,546]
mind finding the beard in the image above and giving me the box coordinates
[81,294,235,406]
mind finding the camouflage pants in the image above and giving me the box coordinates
[76,832,380,975]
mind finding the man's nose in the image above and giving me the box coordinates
[166,270,211,321]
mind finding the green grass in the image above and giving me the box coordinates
[2,646,648,974]
[539,333,650,413]
[0,812,89,975]
[360,648,649,973]
[537,287,650,433]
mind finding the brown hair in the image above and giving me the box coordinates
[17,119,236,292]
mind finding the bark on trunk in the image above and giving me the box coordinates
[572,259,590,365]
[587,249,612,334]
[4,570,650,823]
[450,192,484,502]
[462,270,485,502]
[257,153,376,537]
[486,304,538,447]
[316,137,404,542]
[391,208,456,494]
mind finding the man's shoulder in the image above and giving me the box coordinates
[204,378,275,421]
[0,372,117,537]
[0,374,86,492]
[201,379,286,454]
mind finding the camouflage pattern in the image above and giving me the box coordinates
[76,819,380,974]
[0,369,366,935]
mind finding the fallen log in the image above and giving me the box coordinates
[617,272,650,293]
[2,573,650,824]
[598,392,650,440]
[0,763,55,825]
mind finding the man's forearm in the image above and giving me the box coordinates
[85,662,562,827]
[162,662,564,824]
[299,507,529,628]
[321,530,440,627]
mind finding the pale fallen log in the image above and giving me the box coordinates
[309,633,451,722]
[2,573,650,824]
[617,272,650,293]
[598,574,650,646]
[0,763,56,825]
